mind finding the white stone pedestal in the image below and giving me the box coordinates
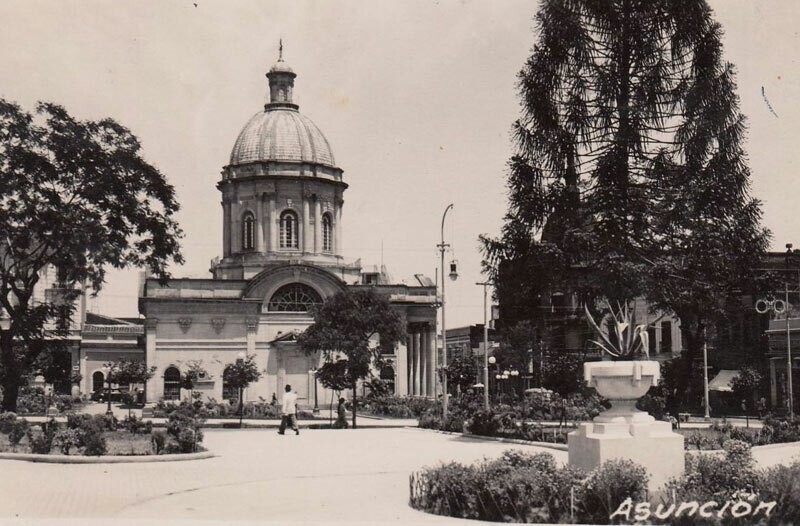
[568,419,684,490]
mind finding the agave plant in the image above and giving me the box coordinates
[584,301,650,360]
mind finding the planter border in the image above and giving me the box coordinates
[411,426,568,451]
[0,450,214,464]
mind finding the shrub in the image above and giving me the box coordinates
[151,430,167,454]
[670,439,758,503]
[53,394,78,413]
[53,428,81,455]
[122,415,145,434]
[81,426,107,456]
[143,420,153,434]
[8,419,30,450]
[166,401,205,452]
[578,459,649,524]
[467,410,504,436]
[758,460,800,524]
[410,450,587,523]
[0,412,17,434]
[26,419,58,454]
[66,413,93,430]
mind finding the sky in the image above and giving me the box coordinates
[0,1,799,329]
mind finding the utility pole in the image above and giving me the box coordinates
[703,327,710,421]
[438,204,455,419]
[786,281,794,419]
[476,281,490,410]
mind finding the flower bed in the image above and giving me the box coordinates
[12,386,85,416]
[682,417,800,450]
[0,401,206,456]
[411,441,800,524]
[358,396,438,418]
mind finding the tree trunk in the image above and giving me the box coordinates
[238,387,244,427]
[0,331,20,413]
[352,382,357,429]
[674,315,704,414]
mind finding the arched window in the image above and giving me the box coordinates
[280,210,298,249]
[322,213,333,252]
[163,366,181,401]
[242,212,255,251]
[268,283,322,312]
[92,371,105,395]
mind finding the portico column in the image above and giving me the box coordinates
[255,195,265,252]
[414,330,422,397]
[268,194,277,252]
[408,326,414,395]
[426,325,436,397]
[395,341,408,396]
[303,198,311,253]
[420,329,428,397]
[144,318,158,403]
[80,351,88,396]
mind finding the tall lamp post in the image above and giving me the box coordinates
[438,204,457,418]
[702,328,710,421]
[476,281,491,410]
[102,364,113,416]
[310,367,320,415]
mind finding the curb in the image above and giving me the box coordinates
[0,450,215,464]
[411,427,569,451]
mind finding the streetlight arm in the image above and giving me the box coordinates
[441,204,454,244]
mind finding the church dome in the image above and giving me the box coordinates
[229,109,335,167]
[228,47,336,169]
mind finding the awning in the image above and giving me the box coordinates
[708,369,740,392]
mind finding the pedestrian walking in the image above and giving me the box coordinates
[278,384,299,435]
[335,397,348,429]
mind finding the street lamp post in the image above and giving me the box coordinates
[476,281,491,410]
[236,352,245,427]
[703,327,710,421]
[438,204,456,419]
[102,365,113,416]
[488,355,496,402]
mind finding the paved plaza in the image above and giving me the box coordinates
[0,427,567,524]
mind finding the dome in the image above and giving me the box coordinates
[269,60,294,75]
[229,108,336,167]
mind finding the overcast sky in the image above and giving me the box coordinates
[1,1,798,328]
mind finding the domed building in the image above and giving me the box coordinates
[132,51,439,408]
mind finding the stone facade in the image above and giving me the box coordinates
[136,53,438,407]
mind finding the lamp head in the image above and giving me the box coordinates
[488,356,496,364]
[448,261,458,281]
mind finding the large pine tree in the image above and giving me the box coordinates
[482,0,769,398]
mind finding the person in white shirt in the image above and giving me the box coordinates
[278,384,299,435]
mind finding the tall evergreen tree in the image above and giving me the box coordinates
[482,0,769,399]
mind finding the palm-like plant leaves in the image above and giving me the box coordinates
[585,301,650,360]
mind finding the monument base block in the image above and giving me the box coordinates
[568,420,684,490]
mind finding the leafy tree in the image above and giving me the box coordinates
[481,1,769,408]
[298,288,405,429]
[222,354,261,427]
[0,100,183,411]
[106,360,156,416]
[440,352,477,396]
[315,359,354,427]
[730,365,765,413]
[179,360,210,395]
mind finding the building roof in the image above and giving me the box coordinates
[229,108,335,168]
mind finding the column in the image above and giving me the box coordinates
[222,201,231,256]
[277,351,286,404]
[269,195,277,252]
[395,341,408,396]
[334,203,342,255]
[79,350,88,397]
[426,325,436,397]
[407,327,414,395]
[144,318,158,403]
[413,330,421,397]
[255,195,265,252]
[303,198,311,253]
[314,200,322,254]
[770,358,777,407]
[420,330,428,397]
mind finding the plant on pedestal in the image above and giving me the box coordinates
[583,301,659,423]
